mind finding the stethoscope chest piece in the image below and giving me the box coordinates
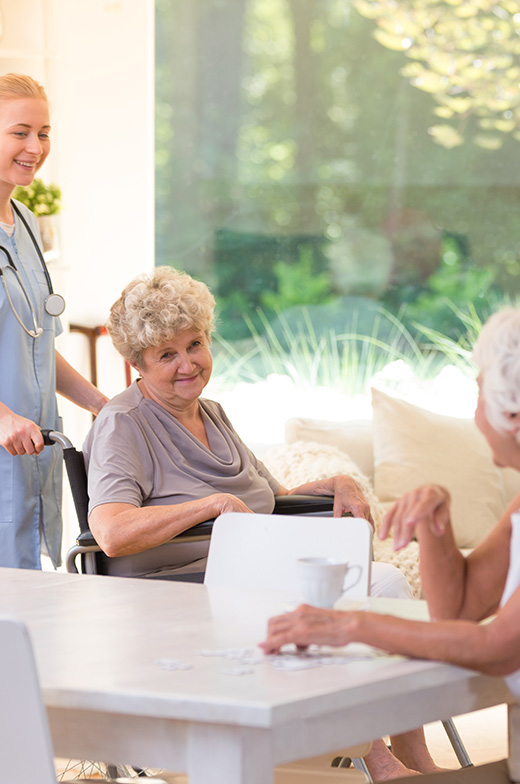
[45,292,65,317]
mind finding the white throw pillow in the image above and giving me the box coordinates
[285,417,374,480]
[371,387,507,549]
[264,440,379,512]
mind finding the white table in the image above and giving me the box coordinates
[0,568,512,784]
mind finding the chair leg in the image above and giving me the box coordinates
[351,757,374,783]
[442,718,473,768]
[332,756,352,768]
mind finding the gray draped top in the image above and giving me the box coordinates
[83,381,280,515]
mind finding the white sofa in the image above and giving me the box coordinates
[262,388,520,598]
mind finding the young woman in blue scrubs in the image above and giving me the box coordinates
[0,73,108,570]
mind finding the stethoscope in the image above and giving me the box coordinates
[0,200,65,338]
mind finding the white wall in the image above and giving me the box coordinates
[53,0,155,324]
[52,0,155,446]
[0,0,155,557]
[0,0,155,318]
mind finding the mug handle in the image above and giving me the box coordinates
[342,564,362,594]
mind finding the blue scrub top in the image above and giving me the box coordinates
[0,199,63,569]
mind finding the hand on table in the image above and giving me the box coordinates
[260,604,354,654]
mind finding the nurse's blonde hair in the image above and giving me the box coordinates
[0,73,47,102]
[107,266,216,369]
[473,308,520,440]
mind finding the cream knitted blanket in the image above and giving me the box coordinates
[263,440,422,599]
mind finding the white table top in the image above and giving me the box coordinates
[0,568,512,780]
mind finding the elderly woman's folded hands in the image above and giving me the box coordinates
[379,484,452,551]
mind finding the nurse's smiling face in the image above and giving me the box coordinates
[135,328,213,417]
[0,97,51,194]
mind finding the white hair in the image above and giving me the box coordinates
[472,308,520,437]
[107,266,215,368]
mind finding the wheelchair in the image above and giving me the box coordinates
[41,431,334,578]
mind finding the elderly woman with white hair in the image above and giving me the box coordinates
[262,307,520,783]
[84,266,405,591]
[84,266,450,780]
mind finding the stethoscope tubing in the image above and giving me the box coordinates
[0,200,65,338]
[0,262,43,337]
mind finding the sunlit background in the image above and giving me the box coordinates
[155,0,520,440]
[2,0,519,551]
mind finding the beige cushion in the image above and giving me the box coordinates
[285,418,374,480]
[371,388,507,549]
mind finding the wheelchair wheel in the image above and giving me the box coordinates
[56,759,165,780]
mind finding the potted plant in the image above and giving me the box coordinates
[13,178,62,260]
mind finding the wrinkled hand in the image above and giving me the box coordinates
[260,604,354,654]
[379,484,451,551]
[333,475,374,529]
[213,493,254,516]
[0,410,44,456]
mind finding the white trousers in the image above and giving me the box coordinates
[370,561,414,600]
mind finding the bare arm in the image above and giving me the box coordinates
[0,352,109,456]
[89,493,254,557]
[261,583,520,676]
[380,484,513,621]
[55,351,109,415]
[277,475,374,527]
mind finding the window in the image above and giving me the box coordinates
[155,0,520,435]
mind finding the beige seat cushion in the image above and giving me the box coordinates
[371,388,507,549]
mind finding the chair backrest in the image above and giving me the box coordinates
[204,513,372,598]
[0,616,57,784]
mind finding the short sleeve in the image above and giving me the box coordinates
[84,411,153,513]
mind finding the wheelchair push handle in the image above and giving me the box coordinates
[40,429,74,450]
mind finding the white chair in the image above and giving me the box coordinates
[204,513,372,597]
[205,513,374,782]
[0,615,166,784]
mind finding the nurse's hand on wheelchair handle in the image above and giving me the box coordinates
[0,405,44,456]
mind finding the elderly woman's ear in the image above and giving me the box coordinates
[507,411,520,437]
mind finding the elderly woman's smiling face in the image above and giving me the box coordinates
[135,328,213,415]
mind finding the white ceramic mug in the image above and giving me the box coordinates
[297,557,358,608]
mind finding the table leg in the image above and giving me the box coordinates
[187,723,274,784]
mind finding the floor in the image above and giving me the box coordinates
[424,704,507,768]
[55,703,508,780]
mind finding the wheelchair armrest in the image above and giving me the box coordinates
[175,519,215,540]
[273,494,334,514]
[76,530,98,547]
[75,499,332,549]
[76,519,215,548]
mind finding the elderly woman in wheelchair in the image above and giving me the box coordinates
[83,265,455,780]
[83,265,404,593]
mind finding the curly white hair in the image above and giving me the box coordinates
[107,266,216,368]
[473,308,520,438]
